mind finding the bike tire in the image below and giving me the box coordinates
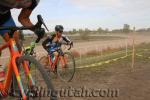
[57,52,76,82]
[14,55,57,100]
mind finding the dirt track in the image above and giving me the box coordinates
[52,56,150,100]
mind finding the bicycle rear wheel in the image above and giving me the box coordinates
[14,55,57,100]
[57,52,75,82]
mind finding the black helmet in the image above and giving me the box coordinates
[55,25,64,32]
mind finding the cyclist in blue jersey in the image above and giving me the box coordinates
[42,25,73,53]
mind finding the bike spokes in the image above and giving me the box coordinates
[57,52,75,82]
[15,57,50,99]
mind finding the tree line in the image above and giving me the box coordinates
[65,24,150,34]
[24,24,150,37]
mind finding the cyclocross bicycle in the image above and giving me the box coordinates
[0,15,57,100]
[39,42,75,82]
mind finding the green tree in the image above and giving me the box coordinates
[79,29,84,33]
[85,28,91,34]
[72,29,77,34]
[123,24,130,33]
[104,28,109,33]
[97,27,104,34]
[147,28,150,32]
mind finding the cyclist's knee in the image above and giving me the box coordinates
[1,33,10,42]
[13,31,20,40]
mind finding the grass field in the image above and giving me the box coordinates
[72,42,150,67]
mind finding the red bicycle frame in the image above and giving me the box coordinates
[0,38,35,100]
[47,51,67,71]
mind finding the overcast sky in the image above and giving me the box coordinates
[11,0,150,31]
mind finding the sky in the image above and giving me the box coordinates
[11,0,150,31]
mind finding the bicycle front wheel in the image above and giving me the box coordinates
[57,52,76,82]
[15,55,57,100]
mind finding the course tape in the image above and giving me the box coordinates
[77,51,150,69]
[75,50,129,63]
[136,53,150,59]
[136,54,143,57]
[77,55,130,69]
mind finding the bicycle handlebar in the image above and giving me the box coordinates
[68,44,72,50]
[0,15,48,42]
[56,41,73,51]
[37,15,49,32]
[61,42,73,50]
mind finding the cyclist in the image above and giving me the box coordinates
[0,0,44,48]
[0,0,45,81]
[42,25,73,59]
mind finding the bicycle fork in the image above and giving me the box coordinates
[12,58,35,100]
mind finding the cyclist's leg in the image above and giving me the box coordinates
[0,13,16,83]
[0,14,16,39]
[0,16,22,51]
[0,14,21,95]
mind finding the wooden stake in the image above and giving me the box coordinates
[131,27,136,71]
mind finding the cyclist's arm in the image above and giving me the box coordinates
[18,1,39,28]
[42,38,51,51]
[62,34,72,44]
[18,8,33,27]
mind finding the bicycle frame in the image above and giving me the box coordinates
[0,38,35,100]
[24,41,36,56]
[47,50,67,71]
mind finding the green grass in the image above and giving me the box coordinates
[75,50,129,67]
[74,43,150,67]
